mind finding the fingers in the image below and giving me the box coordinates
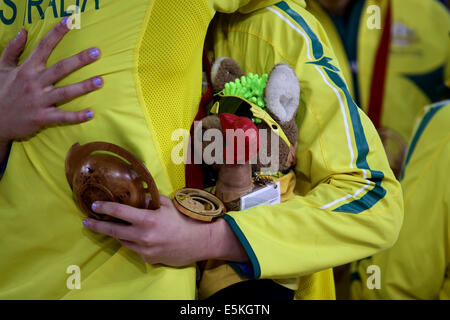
[28,18,70,65]
[1,29,27,66]
[41,47,101,86]
[91,201,149,225]
[48,76,103,104]
[118,240,157,265]
[41,108,94,126]
[83,218,139,242]
[119,239,142,253]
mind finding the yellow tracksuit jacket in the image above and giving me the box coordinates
[306,0,450,161]
[350,100,450,300]
[0,0,283,300]
[207,0,403,300]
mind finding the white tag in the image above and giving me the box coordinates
[240,181,281,211]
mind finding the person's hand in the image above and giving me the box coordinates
[83,196,249,267]
[0,18,103,145]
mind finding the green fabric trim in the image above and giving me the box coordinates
[222,214,261,280]
[400,101,450,180]
[275,1,387,214]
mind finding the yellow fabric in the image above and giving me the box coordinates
[295,268,336,300]
[277,170,296,203]
[208,0,403,300]
[307,0,449,299]
[306,0,450,144]
[199,263,336,300]
[0,0,278,300]
[350,101,450,300]
[0,2,28,43]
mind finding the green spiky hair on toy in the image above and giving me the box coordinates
[219,73,268,123]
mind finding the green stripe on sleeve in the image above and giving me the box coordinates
[401,101,450,180]
[274,1,386,213]
[222,214,261,280]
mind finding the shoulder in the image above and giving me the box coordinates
[221,1,333,59]
[393,0,450,32]
[401,101,450,181]
[230,1,324,35]
[413,101,450,149]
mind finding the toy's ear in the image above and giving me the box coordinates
[264,63,300,124]
[211,57,244,93]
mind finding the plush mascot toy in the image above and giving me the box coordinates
[195,57,300,211]
[195,57,302,299]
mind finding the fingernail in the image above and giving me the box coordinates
[86,111,94,119]
[61,17,69,27]
[89,48,100,59]
[15,29,23,40]
[91,202,97,212]
[93,77,103,88]
[83,219,88,227]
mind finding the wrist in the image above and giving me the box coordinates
[207,216,249,263]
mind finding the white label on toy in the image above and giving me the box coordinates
[240,181,281,211]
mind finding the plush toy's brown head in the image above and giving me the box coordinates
[208,57,301,173]
[210,57,245,93]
